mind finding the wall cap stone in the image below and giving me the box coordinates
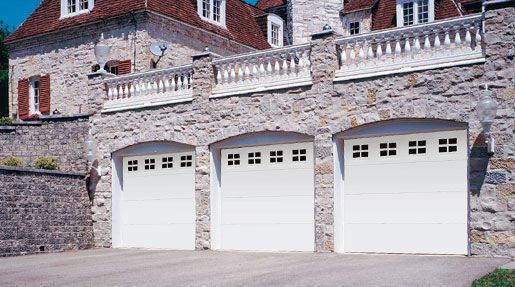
[0,166,85,177]
[311,29,338,40]
[40,113,92,122]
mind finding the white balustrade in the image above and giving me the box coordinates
[103,65,193,112]
[212,44,312,98]
[336,14,484,81]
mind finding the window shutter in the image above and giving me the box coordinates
[118,60,132,75]
[17,79,29,118]
[39,74,51,114]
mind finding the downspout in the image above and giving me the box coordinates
[130,12,138,72]
[9,65,14,119]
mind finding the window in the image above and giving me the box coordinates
[181,155,193,167]
[396,0,434,27]
[144,158,156,170]
[162,157,173,169]
[248,152,261,165]
[292,149,307,162]
[270,151,284,163]
[198,0,226,26]
[439,138,458,153]
[380,142,397,157]
[227,153,240,166]
[409,140,427,154]
[349,21,360,35]
[352,145,369,158]
[267,14,284,47]
[127,160,138,172]
[271,24,280,46]
[61,0,94,17]
[29,79,40,114]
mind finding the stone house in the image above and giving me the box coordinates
[3,0,515,257]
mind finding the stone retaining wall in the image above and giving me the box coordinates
[0,115,90,173]
[0,167,94,257]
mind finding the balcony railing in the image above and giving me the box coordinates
[100,14,484,112]
[103,65,193,112]
[211,43,312,98]
[335,14,484,81]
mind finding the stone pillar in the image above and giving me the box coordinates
[288,0,344,44]
[310,29,338,252]
[86,72,115,115]
[191,51,215,249]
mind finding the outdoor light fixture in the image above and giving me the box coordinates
[94,33,111,73]
[477,84,498,154]
[85,130,101,202]
[85,130,97,169]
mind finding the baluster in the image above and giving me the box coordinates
[350,44,356,66]
[164,78,170,93]
[282,57,288,76]
[116,82,122,99]
[107,85,114,100]
[290,53,296,75]
[266,60,273,76]
[259,62,265,78]
[237,64,244,82]
[139,80,146,95]
[170,75,177,91]
[358,42,365,66]
[134,81,140,97]
[244,62,251,82]
[274,58,280,75]
[475,27,482,52]
[340,44,347,68]
[404,36,411,59]
[252,62,259,82]
[230,64,236,83]
[444,30,451,53]
[385,39,392,63]
[129,82,135,98]
[122,82,128,98]
[376,41,383,61]
[216,66,222,85]
[152,78,158,94]
[158,78,164,94]
[434,31,441,52]
[414,35,421,56]
[367,41,374,62]
[145,79,152,95]
[454,27,462,51]
[222,65,229,84]
[465,28,472,51]
[394,38,402,60]
[423,33,431,57]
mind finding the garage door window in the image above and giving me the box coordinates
[181,155,193,167]
[380,142,397,157]
[408,140,426,154]
[292,149,307,162]
[439,138,458,153]
[270,150,284,163]
[144,158,156,170]
[127,160,138,172]
[162,157,174,168]
[228,153,240,166]
[248,152,262,164]
[352,144,369,158]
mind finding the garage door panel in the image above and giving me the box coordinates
[122,224,195,250]
[222,196,314,224]
[345,160,467,195]
[122,198,195,225]
[344,192,467,224]
[344,223,468,254]
[222,169,313,198]
[124,174,194,200]
[221,224,314,252]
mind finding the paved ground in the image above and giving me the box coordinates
[0,249,509,287]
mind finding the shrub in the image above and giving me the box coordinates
[2,156,24,168]
[472,269,515,287]
[34,156,59,170]
[0,117,12,126]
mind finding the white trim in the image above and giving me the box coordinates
[197,0,227,28]
[29,78,41,115]
[267,14,284,48]
[60,0,94,19]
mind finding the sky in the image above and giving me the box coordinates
[0,0,258,32]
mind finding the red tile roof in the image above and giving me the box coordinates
[256,0,287,10]
[5,0,270,50]
[343,0,377,13]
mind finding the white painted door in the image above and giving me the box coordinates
[220,142,315,252]
[121,152,195,249]
[343,130,468,254]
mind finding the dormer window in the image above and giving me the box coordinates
[61,0,94,18]
[396,0,434,27]
[267,14,284,48]
[198,0,226,27]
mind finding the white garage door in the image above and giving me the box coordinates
[220,142,314,252]
[343,130,468,254]
[121,152,195,249]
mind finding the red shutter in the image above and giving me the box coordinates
[39,74,51,114]
[17,79,29,118]
[118,60,132,75]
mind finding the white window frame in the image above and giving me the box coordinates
[60,0,94,19]
[396,0,434,27]
[29,78,41,115]
[349,21,360,35]
[267,14,284,48]
[197,0,227,27]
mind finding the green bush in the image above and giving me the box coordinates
[2,156,24,168]
[0,117,12,126]
[34,156,59,170]
[472,269,515,287]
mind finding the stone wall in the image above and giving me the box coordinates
[0,115,90,173]
[7,11,255,118]
[0,167,94,257]
[288,0,344,44]
[88,8,514,256]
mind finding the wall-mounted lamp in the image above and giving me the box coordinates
[85,130,101,202]
[94,33,112,73]
[477,84,498,154]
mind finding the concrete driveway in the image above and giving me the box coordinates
[0,249,509,287]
